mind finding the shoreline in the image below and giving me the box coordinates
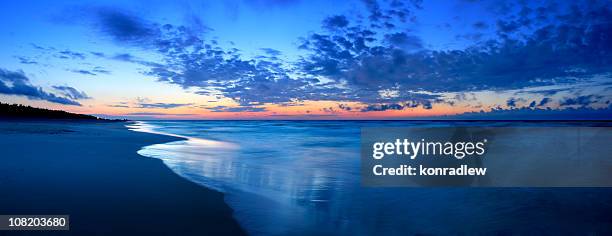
[130,120,612,235]
[0,120,246,235]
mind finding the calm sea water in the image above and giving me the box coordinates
[129,121,612,235]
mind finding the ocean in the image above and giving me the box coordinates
[129,121,612,235]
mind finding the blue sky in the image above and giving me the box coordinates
[0,0,611,119]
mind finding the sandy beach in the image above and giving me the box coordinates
[0,120,245,235]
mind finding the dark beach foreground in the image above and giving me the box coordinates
[0,121,245,235]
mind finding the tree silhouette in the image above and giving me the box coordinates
[0,103,123,121]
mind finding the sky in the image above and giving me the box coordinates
[0,0,611,119]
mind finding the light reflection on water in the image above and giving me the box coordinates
[130,121,612,235]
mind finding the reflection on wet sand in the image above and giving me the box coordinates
[131,121,612,235]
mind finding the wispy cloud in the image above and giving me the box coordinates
[16,56,38,65]
[137,102,193,109]
[57,50,86,60]
[22,0,611,117]
[52,86,92,100]
[125,112,193,116]
[79,1,609,113]
[69,69,97,76]
[0,68,84,106]
[206,105,267,112]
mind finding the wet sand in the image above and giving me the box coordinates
[0,120,245,235]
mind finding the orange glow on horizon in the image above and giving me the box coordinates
[0,94,491,120]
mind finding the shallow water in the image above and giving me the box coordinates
[130,121,612,235]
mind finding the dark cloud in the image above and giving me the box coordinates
[57,50,86,60]
[0,68,82,106]
[107,102,130,108]
[137,102,192,109]
[361,0,384,22]
[206,105,267,112]
[506,98,517,107]
[70,69,97,76]
[408,0,423,9]
[323,15,349,29]
[361,0,419,24]
[91,7,160,45]
[385,32,423,50]
[338,103,352,111]
[88,7,208,57]
[104,53,160,67]
[112,53,135,61]
[109,104,130,108]
[560,95,602,107]
[496,20,520,34]
[16,57,38,65]
[81,1,612,113]
[125,112,193,116]
[84,16,332,107]
[456,32,484,41]
[361,103,404,112]
[528,101,536,108]
[30,43,47,50]
[472,21,488,29]
[361,100,432,112]
[68,66,111,76]
[538,97,551,106]
[519,88,570,96]
[260,48,282,57]
[299,0,612,106]
[92,67,111,75]
[321,106,339,113]
[448,106,612,120]
[52,86,91,100]
[83,5,432,108]
[90,51,105,57]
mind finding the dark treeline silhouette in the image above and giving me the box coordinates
[0,103,123,121]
